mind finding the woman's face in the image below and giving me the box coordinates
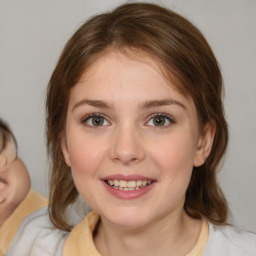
[62,51,214,228]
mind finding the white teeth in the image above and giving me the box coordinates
[137,180,142,186]
[106,179,152,190]
[120,180,127,188]
[108,180,114,186]
[128,181,136,188]
[142,180,147,186]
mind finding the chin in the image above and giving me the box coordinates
[102,208,153,229]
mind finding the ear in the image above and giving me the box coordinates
[193,121,216,167]
[61,136,71,167]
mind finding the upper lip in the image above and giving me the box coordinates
[102,174,155,181]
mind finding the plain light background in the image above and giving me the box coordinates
[0,0,255,232]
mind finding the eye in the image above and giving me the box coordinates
[82,114,110,127]
[147,113,175,127]
[0,176,7,185]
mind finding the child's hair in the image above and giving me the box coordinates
[0,118,17,157]
[46,2,229,231]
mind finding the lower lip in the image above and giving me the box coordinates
[102,180,155,200]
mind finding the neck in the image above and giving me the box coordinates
[94,209,202,256]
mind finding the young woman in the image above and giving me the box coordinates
[5,2,256,256]
[44,2,256,256]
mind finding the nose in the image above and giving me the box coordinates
[110,124,145,165]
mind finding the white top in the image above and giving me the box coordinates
[204,222,256,255]
[5,207,68,256]
[5,208,256,256]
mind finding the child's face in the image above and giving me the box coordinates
[0,137,30,226]
[62,51,214,228]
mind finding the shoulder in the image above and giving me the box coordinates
[204,222,256,256]
[6,207,68,256]
[62,211,99,256]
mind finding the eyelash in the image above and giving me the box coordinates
[81,113,110,127]
[146,113,175,127]
[81,112,175,128]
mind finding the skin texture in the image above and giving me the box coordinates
[61,51,215,256]
[0,137,30,226]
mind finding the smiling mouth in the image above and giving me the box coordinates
[105,179,152,191]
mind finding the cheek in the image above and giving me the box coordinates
[10,164,30,199]
[153,135,196,170]
[67,134,107,178]
[152,135,197,206]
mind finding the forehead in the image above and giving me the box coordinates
[73,50,187,99]
[68,50,197,117]
[82,47,183,84]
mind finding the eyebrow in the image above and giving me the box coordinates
[72,99,113,112]
[140,99,186,110]
[72,98,186,112]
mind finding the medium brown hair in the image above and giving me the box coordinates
[46,2,228,231]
